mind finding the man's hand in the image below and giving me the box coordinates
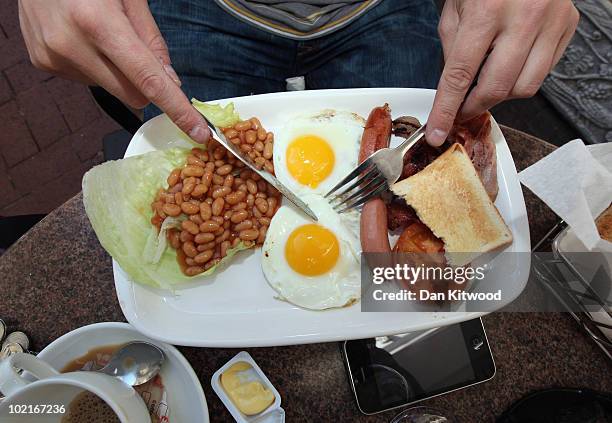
[19,0,211,143]
[426,0,579,146]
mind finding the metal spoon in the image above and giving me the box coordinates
[96,341,165,386]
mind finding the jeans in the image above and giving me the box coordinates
[145,0,442,120]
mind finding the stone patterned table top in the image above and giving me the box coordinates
[0,126,610,422]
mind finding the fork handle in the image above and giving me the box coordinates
[397,124,427,156]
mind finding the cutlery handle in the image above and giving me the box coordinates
[0,353,58,396]
[398,124,427,157]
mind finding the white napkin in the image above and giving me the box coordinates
[519,139,612,252]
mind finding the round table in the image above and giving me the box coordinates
[1,127,610,422]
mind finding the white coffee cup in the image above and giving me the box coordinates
[0,353,151,423]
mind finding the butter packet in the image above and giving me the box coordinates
[211,351,284,423]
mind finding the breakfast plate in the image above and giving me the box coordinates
[113,88,530,347]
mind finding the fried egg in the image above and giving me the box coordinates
[261,196,361,310]
[274,110,365,197]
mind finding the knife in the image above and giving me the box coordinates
[200,116,318,221]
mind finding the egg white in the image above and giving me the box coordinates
[273,109,365,198]
[261,196,361,310]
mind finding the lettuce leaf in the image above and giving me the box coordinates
[143,216,183,265]
[82,148,250,289]
[192,99,240,128]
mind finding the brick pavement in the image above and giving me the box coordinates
[0,1,120,216]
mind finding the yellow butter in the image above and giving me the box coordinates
[221,362,275,415]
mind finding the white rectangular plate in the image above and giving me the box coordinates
[114,88,531,347]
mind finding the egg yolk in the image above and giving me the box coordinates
[286,135,335,188]
[285,224,339,276]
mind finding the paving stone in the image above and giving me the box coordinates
[8,136,80,193]
[0,156,18,209]
[0,4,122,217]
[69,115,119,162]
[0,187,55,217]
[0,161,91,216]
[45,77,75,101]
[0,100,38,166]
[46,78,101,131]
[0,35,28,71]
[5,61,52,93]
[0,73,11,105]
[0,177,18,209]
[17,83,70,149]
[0,0,21,38]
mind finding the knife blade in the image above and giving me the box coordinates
[200,116,318,221]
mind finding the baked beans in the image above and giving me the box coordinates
[198,241,216,251]
[195,233,215,244]
[226,191,245,205]
[150,120,281,276]
[221,118,275,173]
[179,230,193,243]
[191,184,208,198]
[167,169,181,187]
[180,202,199,215]
[181,220,200,235]
[189,214,203,225]
[162,203,181,217]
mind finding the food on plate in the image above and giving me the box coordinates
[356,107,511,298]
[388,112,498,231]
[356,106,510,257]
[448,113,498,200]
[221,361,275,415]
[399,112,497,200]
[387,198,419,231]
[393,221,444,254]
[261,109,364,310]
[392,115,421,139]
[273,109,365,196]
[84,148,203,288]
[392,221,452,296]
[84,95,512,304]
[596,204,612,242]
[192,99,240,128]
[83,102,272,288]
[151,119,281,277]
[220,117,275,173]
[262,197,361,310]
[398,125,446,180]
[359,104,393,254]
[391,143,513,266]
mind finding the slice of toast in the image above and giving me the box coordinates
[391,143,513,266]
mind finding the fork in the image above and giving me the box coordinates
[325,124,426,213]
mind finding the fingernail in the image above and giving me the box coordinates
[427,128,447,147]
[163,64,181,86]
[189,124,211,144]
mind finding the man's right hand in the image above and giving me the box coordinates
[18,0,211,144]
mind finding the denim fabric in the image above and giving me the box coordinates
[145,0,441,120]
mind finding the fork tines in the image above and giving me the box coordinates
[325,158,387,213]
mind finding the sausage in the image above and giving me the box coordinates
[361,201,392,253]
[359,104,392,253]
[358,104,393,163]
